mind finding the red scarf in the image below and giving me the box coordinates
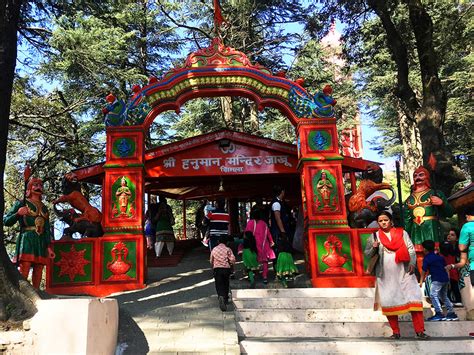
[378,227,410,264]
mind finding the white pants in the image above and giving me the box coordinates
[155,241,174,257]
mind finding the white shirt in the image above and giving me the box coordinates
[272,198,282,212]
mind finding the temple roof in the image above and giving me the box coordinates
[448,183,474,211]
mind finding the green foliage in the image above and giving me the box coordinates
[44,12,143,96]
[167,199,201,239]
[437,3,474,179]
[260,109,296,143]
[384,171,411,202]
[5,76,105,238]
[42,1,181,109]
[314,1,472,184]
[179,0,309,70]
[7,77,104,197]
[166,99,228,141]
[289,38,360,140]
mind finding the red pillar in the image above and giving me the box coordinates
[100,126,146,293]
[183,199,187,240]
[298,119,374,287]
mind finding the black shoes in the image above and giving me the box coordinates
[389,333,430,340]
[415,332,430,340]
[218,296,227,311]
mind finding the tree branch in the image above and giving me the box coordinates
[13,98,87,122]
[367,0,419,119]
[20,26,52,35]
[9,116,72,140]
[17,29,50,51]
[158,0,212,40]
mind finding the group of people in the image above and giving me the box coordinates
[207,186,299,311]
[365,206,474,340]
[144,196,176,258]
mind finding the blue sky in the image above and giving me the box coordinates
[360,116,395,171]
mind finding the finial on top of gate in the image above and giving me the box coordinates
[288,82,337,119]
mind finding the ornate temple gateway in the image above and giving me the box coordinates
[47,37,381,296]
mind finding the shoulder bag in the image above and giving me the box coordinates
[366,232,379,275]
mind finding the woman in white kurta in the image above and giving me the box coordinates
[365,211,429,340]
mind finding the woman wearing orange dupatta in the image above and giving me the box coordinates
[365,211,430,340]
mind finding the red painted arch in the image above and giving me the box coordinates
[142,86,299,129]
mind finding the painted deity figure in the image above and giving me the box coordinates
[317,171,333,208]
[3,177,55,289]
[116,177,132,216]
[403,167,453,245]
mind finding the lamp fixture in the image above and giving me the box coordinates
[218,177,224,192]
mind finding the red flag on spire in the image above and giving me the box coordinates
[428,152,437,171]
[213,0,225,26]
[23,164,32,182]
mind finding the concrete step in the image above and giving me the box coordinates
[235,308,468,322]
[232,287,375,299]
[232,297,374,309]
[232,288,447,310]
[236,320,472,338]
[239,337,474,354]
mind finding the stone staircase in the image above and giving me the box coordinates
[232,288,473,354]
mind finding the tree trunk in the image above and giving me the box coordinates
[1,0,40,324]
[399,111,422,183]
[468,155,474,183]
[415,108,464,194]
[220,96,233,128]
[370,0,464,195]
[240,101,259,134]
[404,0,464,193]
[248,102,259,133]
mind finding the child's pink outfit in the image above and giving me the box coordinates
[245,219,275,279]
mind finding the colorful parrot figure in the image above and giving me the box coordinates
[289,84,336,118]
[126,85,151,126]
[102,93,127,126]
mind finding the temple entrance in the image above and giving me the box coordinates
[46,36,377,297]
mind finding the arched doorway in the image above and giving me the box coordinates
[47,37,374,296]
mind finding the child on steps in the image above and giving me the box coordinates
[275,233,298,288]
[241,231,260,287]
[420,240,459,321]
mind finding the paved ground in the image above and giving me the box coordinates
[113,244,309,354]
[113,247,240,354]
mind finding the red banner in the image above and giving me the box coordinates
[146,141,297,177]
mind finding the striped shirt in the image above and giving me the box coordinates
[210,243,236,269]
[207,209,230,237]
